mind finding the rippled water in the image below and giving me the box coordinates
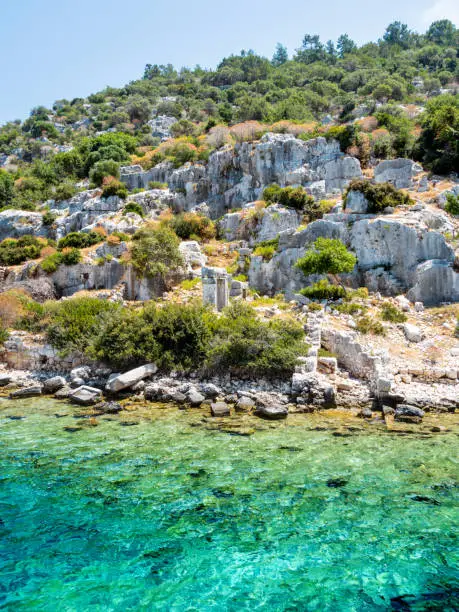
[0,398,458,611]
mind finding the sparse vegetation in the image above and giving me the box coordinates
[380,303,407,323]
[345,180,413,213]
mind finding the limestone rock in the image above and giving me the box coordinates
[374,158,422,189]
[403,323,423,343]
[9,385,43,398]
[105,364,158,393]
[0,374,11,386]
[345,190,369,214]
[211,402,230,417]
[43,376,67,393]
[0,210,45,241]
[255,405,288,420]
[187,389,205,407]
[69,385,102,406]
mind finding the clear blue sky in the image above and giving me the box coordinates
[1,0,457,124]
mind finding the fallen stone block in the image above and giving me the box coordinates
[69,385,102,406]
[9,385,43,399]
[43,376,67,394]
[105,363,158,393]
[255,405,288,420]
[211,402,230,417]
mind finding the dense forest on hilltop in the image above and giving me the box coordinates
[0,19,458,213]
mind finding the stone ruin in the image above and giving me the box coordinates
[202,266,230,311]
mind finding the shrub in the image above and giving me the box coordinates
[111,230,131,243]
[101,177,128,200]
[58,231,104,250]
[60,247,81,265]
[90,302,211,370]
[123,201,144,217]
[445,193,459,216]
[253,237,279,261]
[169,212,216,241]
[148,181,168,190]
[296,238,356,276]
[0,324,8,345]
[89,160,120,186]
[0,235,43,265]
[308,302,323,312]
[206,302,307,377]
[300,279,346,301]
[345,179,412,213]
[0,169,15,210]
[0,289,48,332]
[42,211,57,226]
[47,297,120,355]
[41,252,63,273]
[130,226,183,280]
[263,184,315,212]
[356,316,385,336]
[54,182,77,202]
[180,277,201,290]
[335,302,365,315]
[380,303,407,323]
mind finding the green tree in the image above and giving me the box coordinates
[337,34,357,57]
[416,94,459,173]
[272,43,288,66]
[0,170,14,210]
[89,160,120,186]
[426,20,456,45]
[130,226,183,282]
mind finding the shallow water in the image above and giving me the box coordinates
[0,398,458,611]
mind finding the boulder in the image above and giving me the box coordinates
[187,389,205,407]
[0,209,45,241]
[403,323,423,343]
[255,405,288,420]
[236,396,255,412]
[211,402,230,417]
[0,374,11,387]
[395,405,425,422]
[9,385,43,399]
[43,376,67,394]
[200,383,221,398]
[374,159,422,189]
[54,385,72,399]
[345,190,369,214]
[68,385,102,406]
[105,364,158,393]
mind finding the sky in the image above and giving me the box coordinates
[1,0,458,124]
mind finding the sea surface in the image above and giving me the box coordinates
[0,397,458,611]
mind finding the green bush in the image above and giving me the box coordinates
[356,316,385,336]
[445,193,459,216]
[0,324,8,345]
[60,247,81,265]
[89,160,120,186]
[123,201,144,217]
[40,252,63,273]
[58,231,104,250]
[47,298,120,355]
[101,179,128,200]
[206,302,307,377]
[42,211,57,226]
[131,226,183,280]
[90,302,211,370]
[380,303,407,323]
[335,302,365,315]
[0,169,15,210]
[169,212,216,241]
[0,235,43,265]
[253,237,279,261]
[345,180,412,213]
[296,238,356,276]
[300,279,346,301]
[263,184,315,211]
[148,181,168,190]
[54,183,77,202]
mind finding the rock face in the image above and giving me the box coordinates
[68,385,102,405]
[120,135,362,218]
[218,203,300,244]
[374,159,422,189]
[105,364,158,393]
[0,210,45,241]
[248,213,459,305]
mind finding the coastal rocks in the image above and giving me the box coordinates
[54,385,72,399]
[394,404,425,423]
[68,385,102,406]
[9,385,43,398]
[374,159,422,189]
[403,323,423,343]
[236,396,255,412]
[0,374,11,386]
[254,405,288,420]
[211,402,230,417]
[105,363,158,393]
[187,389,205,407]
[43,376,66,394]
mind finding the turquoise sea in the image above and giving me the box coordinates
[0,397,458,611]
